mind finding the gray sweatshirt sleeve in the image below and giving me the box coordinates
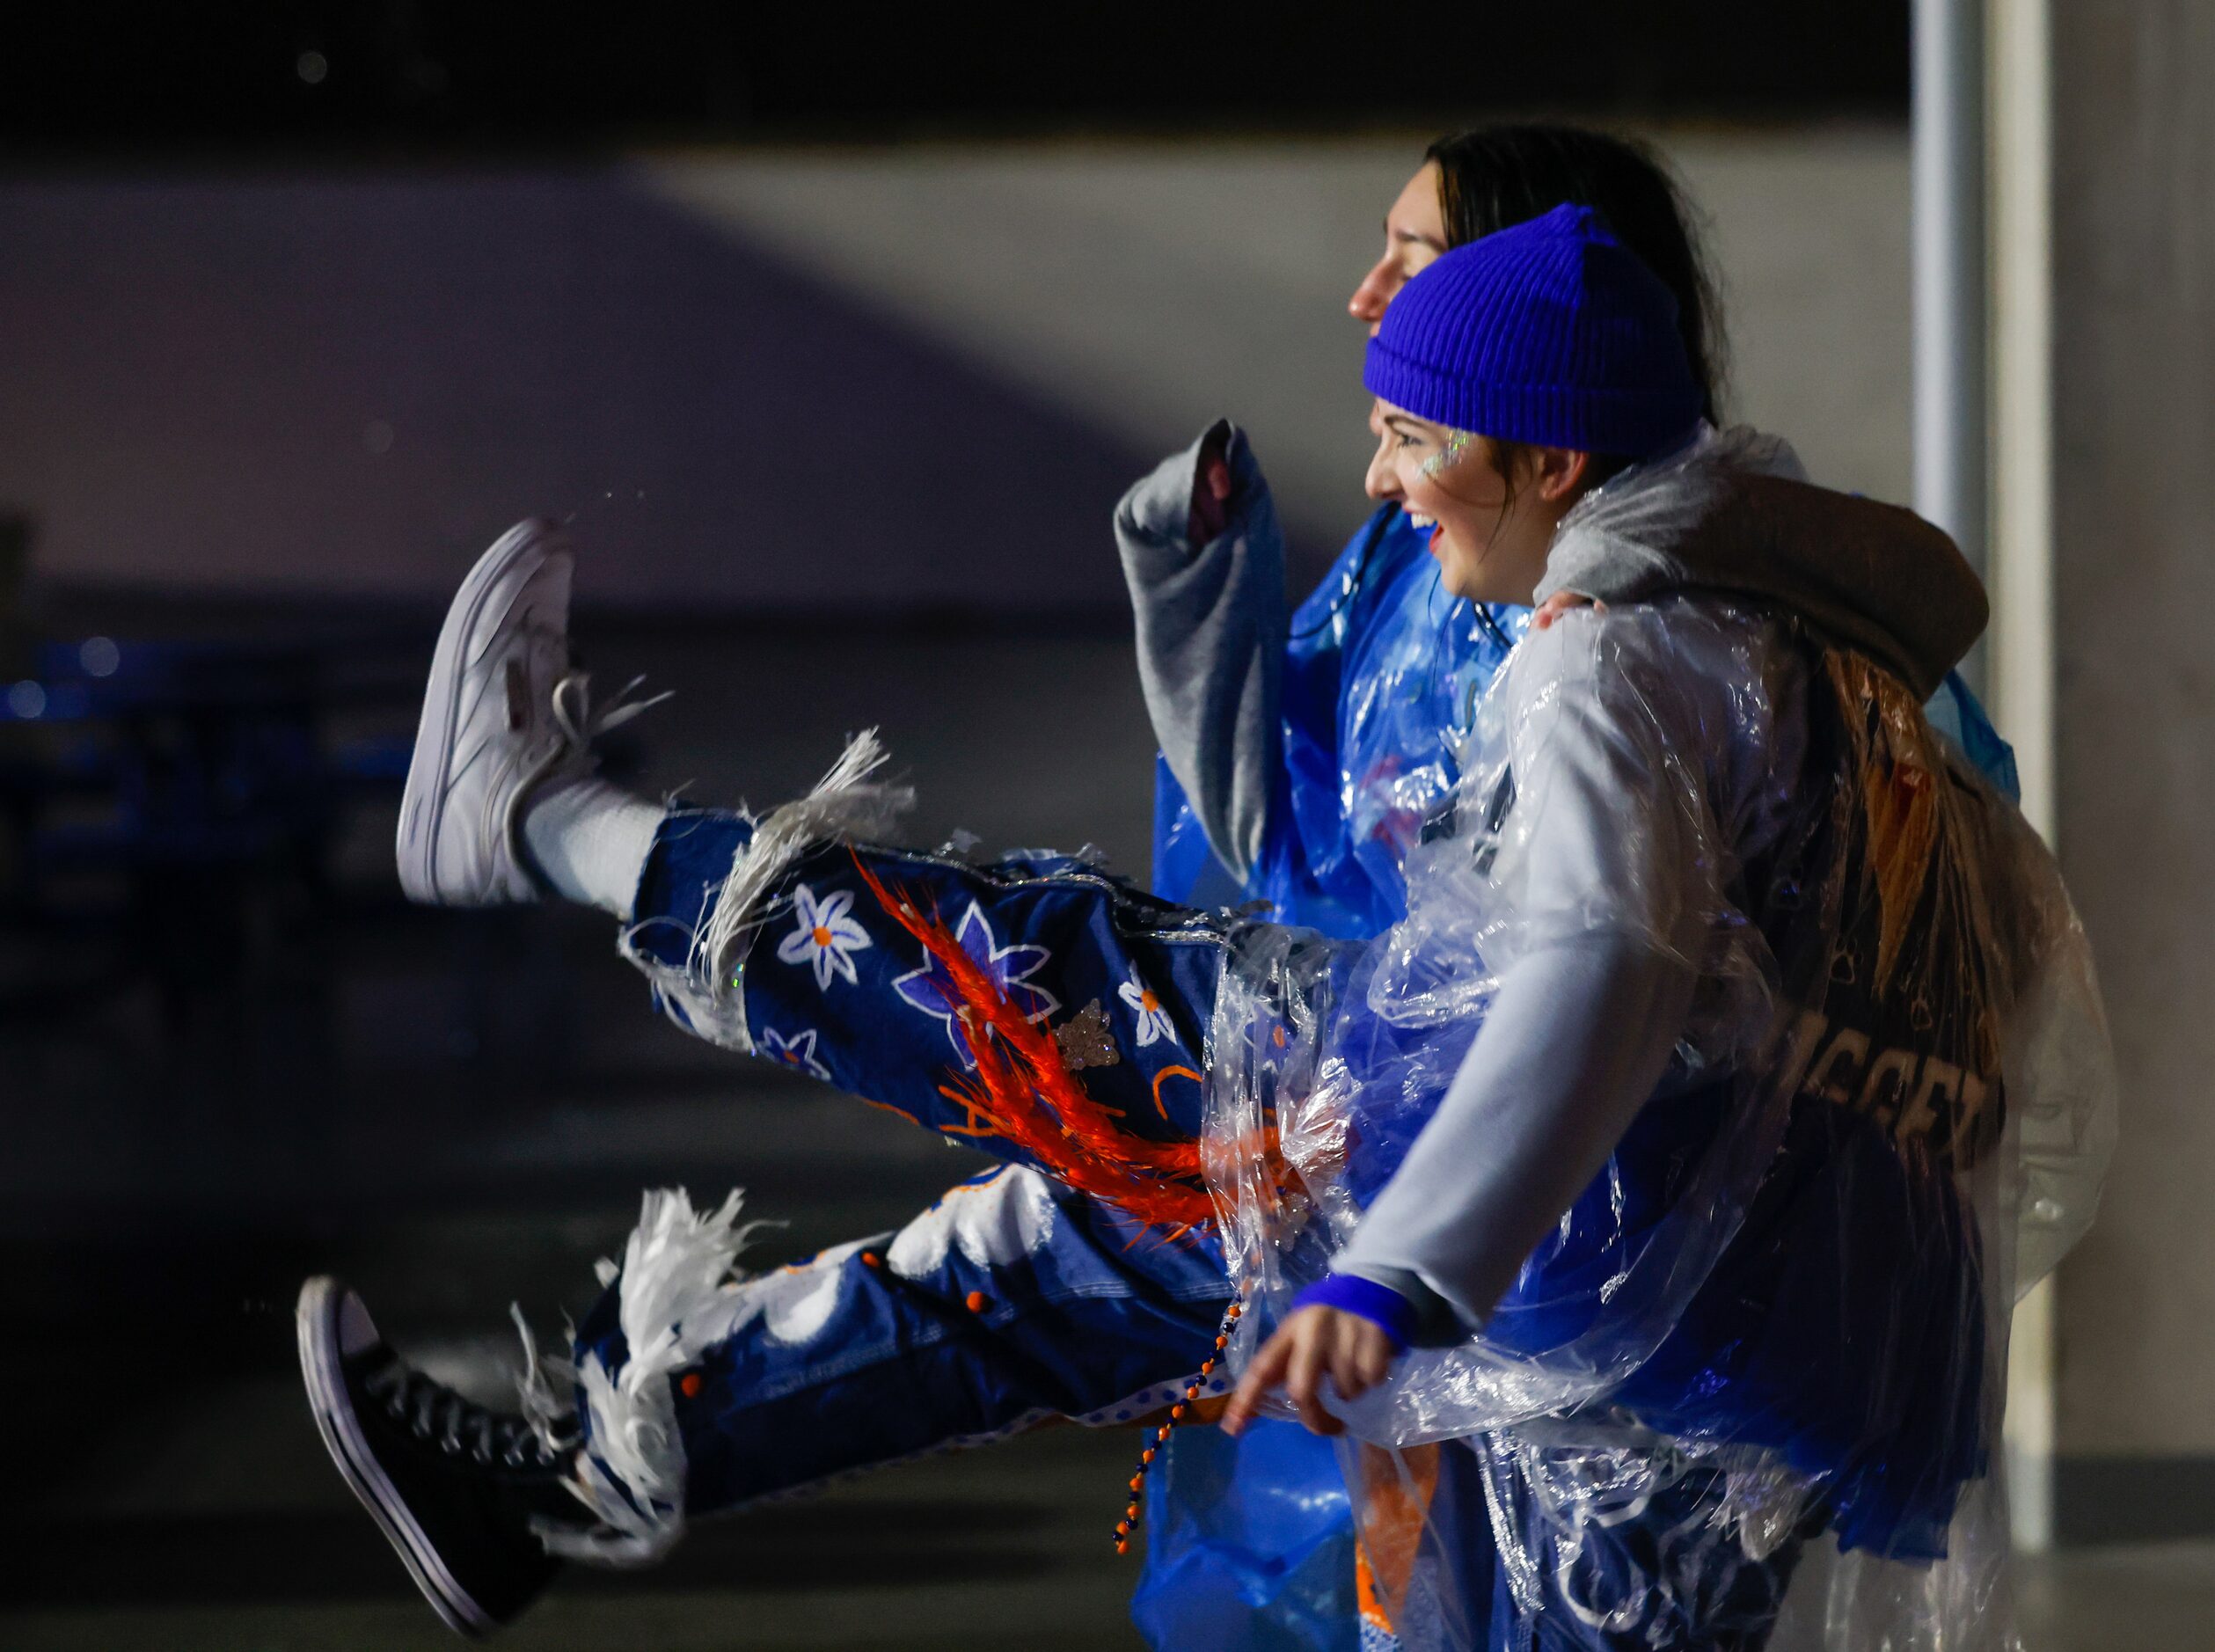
[1336,942,1698,1331]
[1113,421,1285,885]
[1334,616,1716,1330]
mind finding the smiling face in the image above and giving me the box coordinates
[1349,164,1451,336]
[1363,403,1592,605]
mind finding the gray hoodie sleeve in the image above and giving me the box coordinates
[1333,615,1712,1330]
[1114,420,1285,885]
[1338,939,1699,1332]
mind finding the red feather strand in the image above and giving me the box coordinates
[852,851,1276,1232]
[846,854,1297,1555]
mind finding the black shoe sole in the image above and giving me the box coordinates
[297,1276,501,1639]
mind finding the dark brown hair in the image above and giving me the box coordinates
[1425,123,1725,424]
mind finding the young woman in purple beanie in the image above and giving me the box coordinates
[1122,125,2025,1650]
[298,207,2111,1650]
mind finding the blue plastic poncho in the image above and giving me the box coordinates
[1140,506,1520,1651]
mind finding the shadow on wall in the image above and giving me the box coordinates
[0,170,1159,614]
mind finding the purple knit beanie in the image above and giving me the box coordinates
[1363,202,1702,460]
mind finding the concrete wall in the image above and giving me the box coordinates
[0,171,1151,616]
[0,129,1912,613]
[2050,1,2215,1534]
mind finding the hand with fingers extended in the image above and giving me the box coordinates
[1222,1305,1400,1438]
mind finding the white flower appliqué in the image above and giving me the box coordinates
[686,1237,882,1351]
[757,1025,832,1081]
[1116,968,1180,1049]
[774,883,871,990]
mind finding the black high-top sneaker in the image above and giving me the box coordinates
[298,1276,581,1638]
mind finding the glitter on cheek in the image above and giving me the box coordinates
[1418,428,1478,480]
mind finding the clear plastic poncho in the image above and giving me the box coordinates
[1201,446,2117,1652]
[1153,505,1530,938]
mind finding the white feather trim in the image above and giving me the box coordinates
[618,729,913,1054]
[537,1187,766,1565]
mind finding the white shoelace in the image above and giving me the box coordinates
[503,670,675,888]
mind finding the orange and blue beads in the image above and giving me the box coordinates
[1113,1297,1242,1554]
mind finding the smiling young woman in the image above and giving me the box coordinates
[1364,414,1595,605]
[1353,202,1701,609]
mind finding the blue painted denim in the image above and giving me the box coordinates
[574,815,1250,1518]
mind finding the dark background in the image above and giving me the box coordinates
[6,4,1908,157]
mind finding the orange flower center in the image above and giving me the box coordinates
[812,926,832,947]
[1140,990,1159,1012]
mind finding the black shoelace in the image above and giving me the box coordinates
[363,1356,575,1471]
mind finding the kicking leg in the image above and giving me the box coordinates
[551,1163,1236,1562]
[393,521,1249,1158]
[361,522,1326,1630]
[301,1165,1236,1634]
[625,817,1239,1153]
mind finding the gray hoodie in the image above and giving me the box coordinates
[1323,429,1996,1334]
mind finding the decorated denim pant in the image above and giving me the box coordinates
[565,812,1243,1541]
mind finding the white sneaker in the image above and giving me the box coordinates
[397,520,586,906]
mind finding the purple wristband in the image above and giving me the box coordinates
[1290,1274,1417,1355]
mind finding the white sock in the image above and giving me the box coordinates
[522,777,665,918]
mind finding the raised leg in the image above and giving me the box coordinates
[554,1164,1237,1561]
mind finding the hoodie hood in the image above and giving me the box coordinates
[1538,426,1989,701]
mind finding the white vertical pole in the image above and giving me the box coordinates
[1988,0,2056,841]
[1914,0,1989,591]
[1922,0,2060,1556]
[1987,0,2059,1554]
